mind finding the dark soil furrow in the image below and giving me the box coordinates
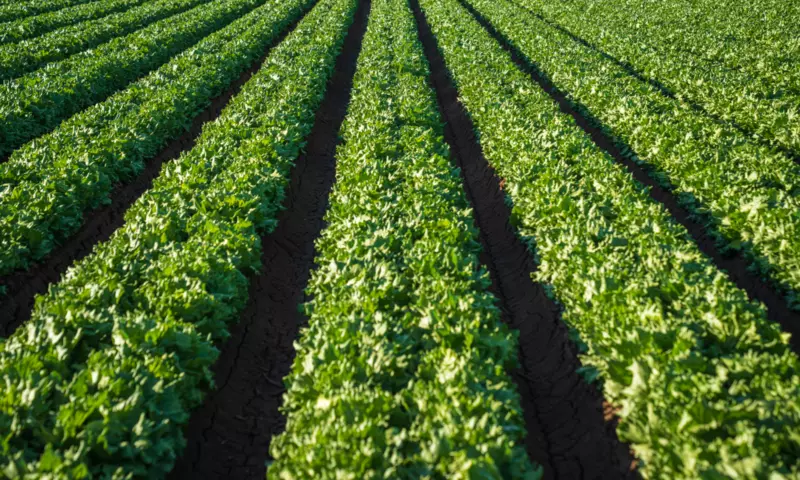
[167,1,370,478]
[410,0,638,478]
[457,0,800,352]
[0,11,311,337]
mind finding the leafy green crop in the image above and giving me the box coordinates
[0,0,148,45]
[0,0,357,475]
[0,0,207,81]
[514,0,800,158]
[269,0,539,477]
[0,0,266,158]
[0,0,315,276]
[524,0,800,112]
[463,0,800,310]
[0,0,96,23]
[419,0,800,476]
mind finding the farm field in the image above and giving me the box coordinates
[0,0,798,477]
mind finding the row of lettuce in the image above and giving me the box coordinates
[268,0,538,476]
[576,0,800,88]
[549,0,800,110]
[460,0,800,311]
[0,0,358,475]
[516,0,800,159]
[669,0,798,96]
[417,0,800,476]
[0,0,314,278]
[0,0,208,81]
[0,0,264,158]
[0,0,93,23]
[0,0,148,44]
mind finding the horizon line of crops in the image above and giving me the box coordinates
[0,0,358,475]
[0,0,210,82]
[0,0,95,23]
[514,0,800,159]
[0,0,317,278]
[0,0,265,159]
[418,0,800,476]
[0,0,148,45]
[269,0,538,476]
[463,0,800,311]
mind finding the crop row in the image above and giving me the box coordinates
[528,0,800,77]
[0,0,316,276]
[418,0,800,476]
[0,0,264,159]
[0,0,148,45]
[0,0,208,82]
[0,0,95,23]
[462,0,800,309]
[0,0,357,475]
[515,0,800,157]
[683,1,799,100]
[269,0,537,476]
[558,0,800,101]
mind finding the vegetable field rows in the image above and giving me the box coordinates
[519,0,800,117]
[0,0,356,474]
[0,0,208,82]
[513,0,800,158]
[0,0,149,45]
[0,0,798,477]
[417,0,800,475]
[461,0,800,311]
[0,0,96,23]
[0,0,266,158]
[0,0,314,277]
[270,0,534,475]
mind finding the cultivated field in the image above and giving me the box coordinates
[0,0,798,477]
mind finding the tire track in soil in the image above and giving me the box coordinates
[410,0,638,478]
[167,1,370,478]
[0,10,312,337]
[457,0,800,352]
